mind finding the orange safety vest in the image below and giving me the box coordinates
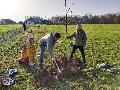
[20,48,29,62]
[27,40,36,64]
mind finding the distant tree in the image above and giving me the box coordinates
[0,19,16,25]
[116,14,120,23]
[89,16,100,24]
[18,21,23,24]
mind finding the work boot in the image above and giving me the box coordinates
[82,60,87,68]
[29,63,35,66]
[63,60,68,68]
[38,64,43,69]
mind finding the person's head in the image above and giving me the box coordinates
[27,34,34,43]
[53,32,61,41]
[29,37,34,43]
[76,24,82,33]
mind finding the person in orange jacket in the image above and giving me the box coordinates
[19,30,36,66]
[18,43,29,64]
[26,30,36,66]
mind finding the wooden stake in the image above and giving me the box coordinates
[65,0,68,34]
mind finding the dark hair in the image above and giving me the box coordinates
[77,24,81,27]
[54,32,61,38]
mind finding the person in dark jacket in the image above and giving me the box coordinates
[23,23,26,31]
[66,24,87,63]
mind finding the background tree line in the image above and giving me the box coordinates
[0,12,120,25]
[49,12,120,24]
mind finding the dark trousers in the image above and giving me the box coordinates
[70,45,86,63]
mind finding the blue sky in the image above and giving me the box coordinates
[0,0,120,22]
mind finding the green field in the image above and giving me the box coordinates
[0,24,120,90]
[0,24,22,33]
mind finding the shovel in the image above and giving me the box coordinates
[52,58,61,73]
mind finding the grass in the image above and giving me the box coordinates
[0,24,120,90]
[0,24,22,33]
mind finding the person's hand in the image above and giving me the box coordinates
[52,58,55,61]
[83,46,86,49]
[66,36,68,39]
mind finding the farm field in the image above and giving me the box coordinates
[0,24,120,90]
[0,24,22,33]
